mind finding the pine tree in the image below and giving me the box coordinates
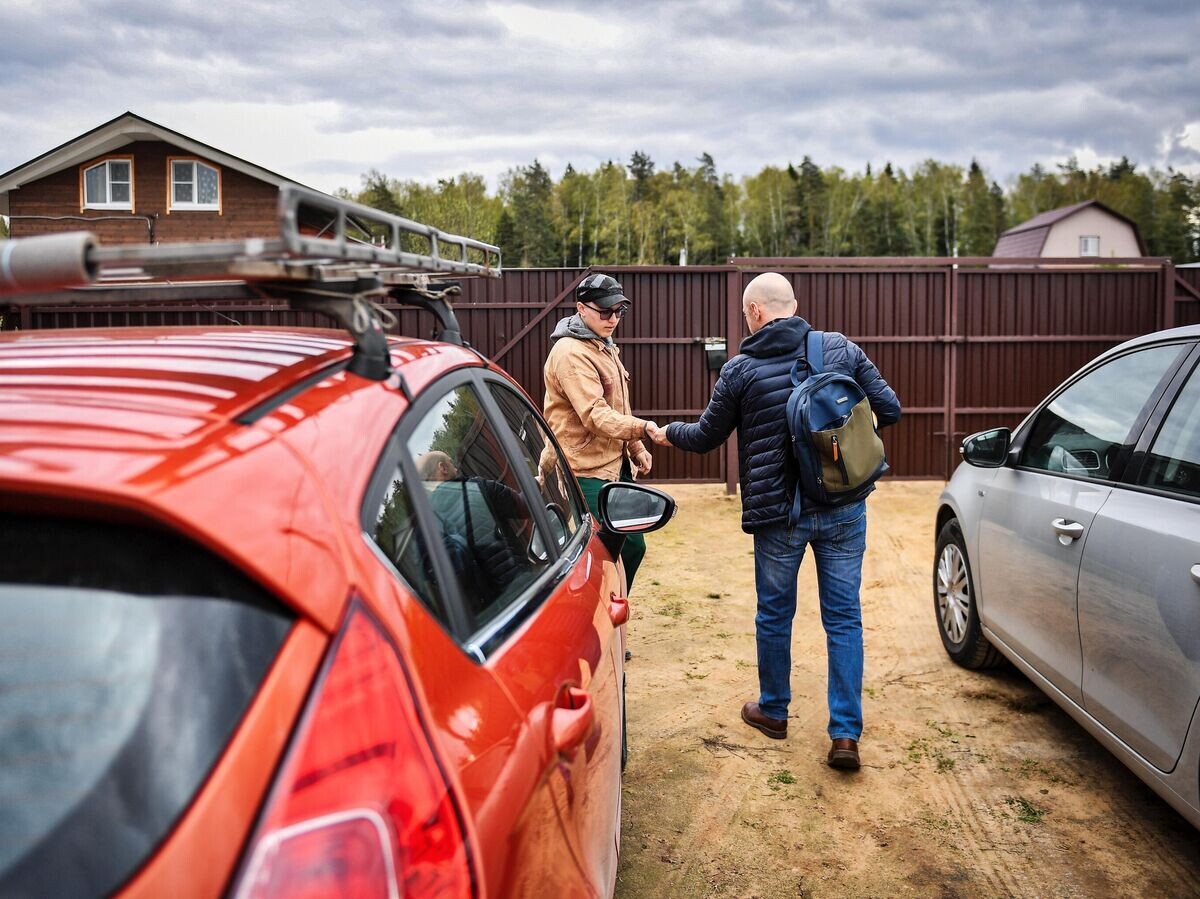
[629,151,655,202]
[501,160,557,267]
[961,160,1000,255]
[788,156,825,254]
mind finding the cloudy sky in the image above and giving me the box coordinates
[1,0,1198,194]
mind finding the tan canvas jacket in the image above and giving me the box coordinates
[543,334,649,480]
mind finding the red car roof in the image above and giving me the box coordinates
[0,325,487,628]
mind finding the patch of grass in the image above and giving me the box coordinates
[735,659,753,669]
[1017,758,1069,784]
[659,601,683,618]
[684,671,709,680]
[715,631,732,639]
[905,737,956,772]
[706,592,722,599]
[917,812,953,833]
[650,579,661,586]
[864,686,878,699]
[927,719,959,740]
[905,738,930,764]
[1004,795,1046,824]
[768,769,796,785]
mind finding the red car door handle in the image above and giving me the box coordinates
[609,594,629,627]
[551,687,594,754]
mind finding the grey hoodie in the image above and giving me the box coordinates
[550,313,612,346]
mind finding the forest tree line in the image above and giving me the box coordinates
[341,153,1200,267]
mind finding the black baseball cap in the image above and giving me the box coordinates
[576,273,630,309]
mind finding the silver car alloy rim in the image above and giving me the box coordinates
[937,543,970,645]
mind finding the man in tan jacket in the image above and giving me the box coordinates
[543,273,655,586]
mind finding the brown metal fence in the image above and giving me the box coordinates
[1178,268,1200,326]
[4,257,1192,486]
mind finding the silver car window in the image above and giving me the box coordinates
[1138,363,1200,499]
[1020,345,1184,480]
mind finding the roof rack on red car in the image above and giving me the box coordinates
[0,185,501,380]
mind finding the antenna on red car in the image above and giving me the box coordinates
[0,185,501,380]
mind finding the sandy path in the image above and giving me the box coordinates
[615,482,1200,898]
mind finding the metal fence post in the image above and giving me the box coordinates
[948,262,960,480]
[1163,260,1176,331]
[724,267,741,495]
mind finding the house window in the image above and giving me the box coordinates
[82,159,133,210]
[1080,235,1100,257]
[169,159,221,211]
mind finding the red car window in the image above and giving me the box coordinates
[487,381,584,551]
[0,513,291,898]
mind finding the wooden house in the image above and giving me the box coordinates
[0,112,318,245]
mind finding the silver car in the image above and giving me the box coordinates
[934,325,1200,827]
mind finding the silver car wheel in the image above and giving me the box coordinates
[937,543,970,645]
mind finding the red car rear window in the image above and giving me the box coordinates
[0,514,292,898]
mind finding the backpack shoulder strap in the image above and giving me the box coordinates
[806,330,824,374]
[789,329,825,386]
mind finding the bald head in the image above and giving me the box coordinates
[417,450,457,481]
[742,272,798,333]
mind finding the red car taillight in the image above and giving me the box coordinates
[232,602,475,899]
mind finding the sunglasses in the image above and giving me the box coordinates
[584,303,630,321]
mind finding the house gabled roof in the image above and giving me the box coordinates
[0,111,312,216]
[993,199,1148,257]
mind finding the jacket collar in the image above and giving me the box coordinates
[739,315,812,359]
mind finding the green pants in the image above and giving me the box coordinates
[578,462,646,589]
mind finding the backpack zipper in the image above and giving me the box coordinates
[831,435,850,485]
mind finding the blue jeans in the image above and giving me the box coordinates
[753,500,867,741]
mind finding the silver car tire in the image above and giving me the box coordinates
[934,519,1004,669]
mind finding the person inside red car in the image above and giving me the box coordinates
[418,450,530,613]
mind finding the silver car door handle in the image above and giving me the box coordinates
[1191,564,1200,586]
[1051,518,1085,542]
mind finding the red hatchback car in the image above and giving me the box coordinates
[0,191,674,898]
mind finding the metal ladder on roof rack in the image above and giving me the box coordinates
[0,185,502,381]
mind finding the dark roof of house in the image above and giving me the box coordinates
[993,199,1147,257]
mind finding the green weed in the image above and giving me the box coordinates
[1004,795,1046,824]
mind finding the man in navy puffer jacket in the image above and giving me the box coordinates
[649,272,900,769]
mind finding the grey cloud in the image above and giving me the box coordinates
[1,0,1198,191]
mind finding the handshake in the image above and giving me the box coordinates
[644,421,673,448]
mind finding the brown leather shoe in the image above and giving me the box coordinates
[827,738,860,769]
[741,702,787,740]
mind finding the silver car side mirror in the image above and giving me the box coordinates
[960,428,1011,468]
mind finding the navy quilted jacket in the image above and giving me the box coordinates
[665,316,901,533]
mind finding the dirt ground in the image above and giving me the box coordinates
[615,481,1200,899]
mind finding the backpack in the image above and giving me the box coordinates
[786,330,889,519]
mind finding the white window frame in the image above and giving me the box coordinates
[1080,235,1100,257]
[81,158,134,211]
[168,158,221,212]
